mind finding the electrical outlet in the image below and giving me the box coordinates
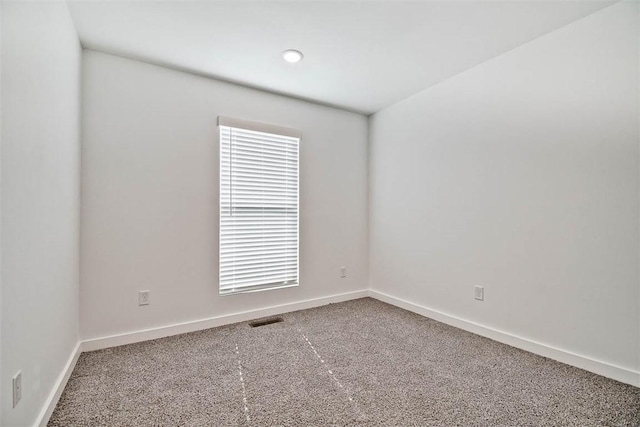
[139,290,150,306]
[474,286,484,301]
[13,371,22,408]
[340,266,347,278]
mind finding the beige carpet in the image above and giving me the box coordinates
[49,298,640,426]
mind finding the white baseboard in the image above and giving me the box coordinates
[81,289,369,352]
[369,290,640,388]
[34,341,82,427]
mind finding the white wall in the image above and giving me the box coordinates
[81,51,368,340]
[1,1,81,426]
[0,0,4,419]
[369,1,639,377]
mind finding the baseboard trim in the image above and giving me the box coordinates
[34,340,82,427]
[81,289,369,352]
[369,290,640,388]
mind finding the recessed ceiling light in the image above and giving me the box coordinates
[282,49,303,63]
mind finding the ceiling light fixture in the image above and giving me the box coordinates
[282,49,303,63]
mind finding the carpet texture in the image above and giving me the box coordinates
[49,298,640,426]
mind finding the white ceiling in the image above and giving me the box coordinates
[67,0,614,115]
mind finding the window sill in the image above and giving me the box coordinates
[219,282,299,297]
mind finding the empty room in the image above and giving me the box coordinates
[1,0,639,425]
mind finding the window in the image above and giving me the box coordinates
[219,116,300,295]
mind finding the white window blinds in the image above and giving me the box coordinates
[219,117,300,295]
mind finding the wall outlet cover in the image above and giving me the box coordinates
[474,286,484,301]
[13,371,22,408]
[139,290,150,306]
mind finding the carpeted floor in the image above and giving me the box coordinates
[49,298,640,426]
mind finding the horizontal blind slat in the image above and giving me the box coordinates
[220,279,298,292]
[220,244,298,253]
[220,256,297,267]
[221,131,299,146]
[220,267,298,279]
